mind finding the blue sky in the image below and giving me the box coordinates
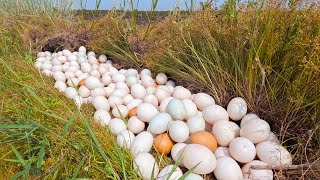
[75,0,225,10]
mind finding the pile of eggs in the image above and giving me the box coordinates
[35,46,292,180]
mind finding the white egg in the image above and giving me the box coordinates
[169,121,189,143]
[64,71,75,79]
[65,87,78,99]
[128,116,145,134]
[81,62,92,73]
[166,80,175,87]
[112,89,128,98]
[54,81,67,92]
[112,105,128,118]
[78,73,89,81]
[159,97,173,112]
[92,96,110,111]
[112,73,126,83]
[79,46,86,53]
[229,137,256,163]
[133,152,159,180]
[141,75,155,88]
[42,69,53,76]
[148,112,172,134]
[108,95,123,108]
[116,82,130,92]
[90,69,100,79]
[136,103,159,122]
[264,132,280,143]
[125,69,138,77]
[58,56,67,63]
[186,114,206,133]
[37,52,46,57]
[117,130,135,149]
[242,160,273,180]
[182,99,198,119]
[154,88,170,102]
[172,86,192,99]
[84,76,100,90]
[109,66,118,74]
[73,95,83,109]
[87,51,95,57]
[123,94,134,105]
[67,65,79,73]
[240,113,259,127]
[42,63,52,70]
[212,120,235,146]
[240,119,271,144]
[104,86,114,98]
[143,94,158,107]
[256,141,292,166]
[166,99,187,120]
[67,78,79,87]
[108,83,116,89]
[91,87,106,97]
[227,97,247,121]
[229,121,240,137]
[77,56,86,64]
[98,54,107,63]
[214,147,232,158]
[214,156,243,180]
[171,143,187,167]
[125,75,138,87]
[53,71,66,82]
[126,99,143,110]
[78,86,90,98]
[98,65,108,75]
[51,59,61,66]
[52,65,63,72]
[131,84,147,99]
[202,104,229,124]
[156,73,168,85]
[93,109,111,126]
[130,131,154,157]
[145,86,156,94]
[108,118,127,135]
[182,144,217,175]
[192,93,215,110]
[157,165,182,180]
[140,69,152,76]
[184,173,204,180]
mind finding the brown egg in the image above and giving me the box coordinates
[79,79,85,86]
[154,133,175,155]
[128,107,137,118]
[189,131,218,152]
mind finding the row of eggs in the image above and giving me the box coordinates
[35,46,292,180]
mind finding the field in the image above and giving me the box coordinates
[0,0,319,179]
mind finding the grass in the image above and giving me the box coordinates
[0,0,319,179]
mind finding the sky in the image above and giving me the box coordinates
[75,0,225,10]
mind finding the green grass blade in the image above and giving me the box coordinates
[72,156,88,179]
[178,162,201,180]
[62,109,79,136]
[0,124,37,130]
[36,142,45,170]
[10,144,27,168]
[11,169,26,180]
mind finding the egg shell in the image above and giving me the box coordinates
[92,96,110,111]
[131,84,147,99]
[240,113,259,127]
[166,80,175,87]
[240,119,271,144]
[187,115,206,133]
[242,160,273,180]
[126,75,138,87]
[155,73,168,85]
[182,144,217,175]
[78,46,86,53]
[142,94,158,107]
[171,143,187,167]
[256,141,292,166]
[192,93,215,110]
[128,116,145,134]
[43,69,53,76]
[108,95,123,108]
[133,152,159,180]
[53,71,66,82]
[214,147,232,158]
[263,132,280,143]
[90,87,105,97]
[65,87,78,99]
[108,118,127,135]
[67,78,79,87]
[229,121,240,137]
[202,105,229,124]
[73,95,83,109]
[78,73,89,81]
[227,97,248,121]
[184,173,204,180]
[141,75,155,88]
[126,99,143,110]
[112,89,128,98]
[98,54,107,63]
[182,99,198,119]
[157,165,182,180]
[101,74,112,86]
[159,97,174,112]
[136,103,159,122]
[85,76,101,90]
[140,69,152,76]
[123,94,134,105]
[98,65,108,75]
[112,105,128,118]
[90,69,100,79]
[212,120,235,146]
[81,62,92,73]
[169,121,189,143]
[93,109,111,126]
[166,99,187,120]
[104,86,114,98]
[146,86,156,94]
[172,86,192,99]
[125,69,138,77]
[117,130,135,149]
[214,156,243,180]
[54,81,67,92]
[112,73,126,83]
[130,131,154,157]
[229,137,256,163]
[148,112,172,134]
[154,133,175,155]
[189,131,218,152]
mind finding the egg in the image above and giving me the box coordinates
[98,54,107,63]
[157,165,182,180]
[169,121,189,143]
[171,143,187,167]
[143,94,158,107]
[192,93,215,110]
[148,112,172,134]
[104,86,114,98]
[130,131,154,157]
[155,88,170,103]
[214,147,232,158]
[155,73,168,85]
[136,103,159,122]
[184,173,204,180]
[108,95,123,108]
[98,65,108,75]
[112,89,128,98]
[81,62,92,73]
[166,80,175,87]
[189,131,218,152]
[54,81,67,92]
[112,73,126,83]
[182,99,198,119]
[78,46,86,53]
[126,75,138,87]
[264,132,280,143]
[131,84,147,99]
[67,78,79,87]
[214,156,243,180]
[117,130,135,149]
[172,86,192,99]
[146,86,156,94]
[133,152,159,180]
[141,75,155,88]
[242,160,273,180]
[154,133,175,155]
[240,113,259,127]
[186,114,206,133]
[78,73,89,81]
[159,97,174,112]
[227,97,247,121]
[112,105,128,118]
[256,141,292,166]
[128,116,145,134]
[85,76,101,90]
[212,120,235,146]
[108,118,127,135]
[182,144,217,175]
[126,99,143,110]
[93,109,111,126]
[166,99,187,120]
[202,105,229,124]
[65,87,78,99]
[123,94,134,105]
[73,95,83,109]
[53,71,66,82]
[92,96,110,111]
[140,69,152,76]
[240,119,271,143]
[101,73,112,86]
[229,121,240,137]
[229,137,256,163]
[125,69,138,77]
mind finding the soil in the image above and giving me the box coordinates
[42,32,89,52]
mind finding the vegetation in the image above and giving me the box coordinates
[0,0,319,179]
